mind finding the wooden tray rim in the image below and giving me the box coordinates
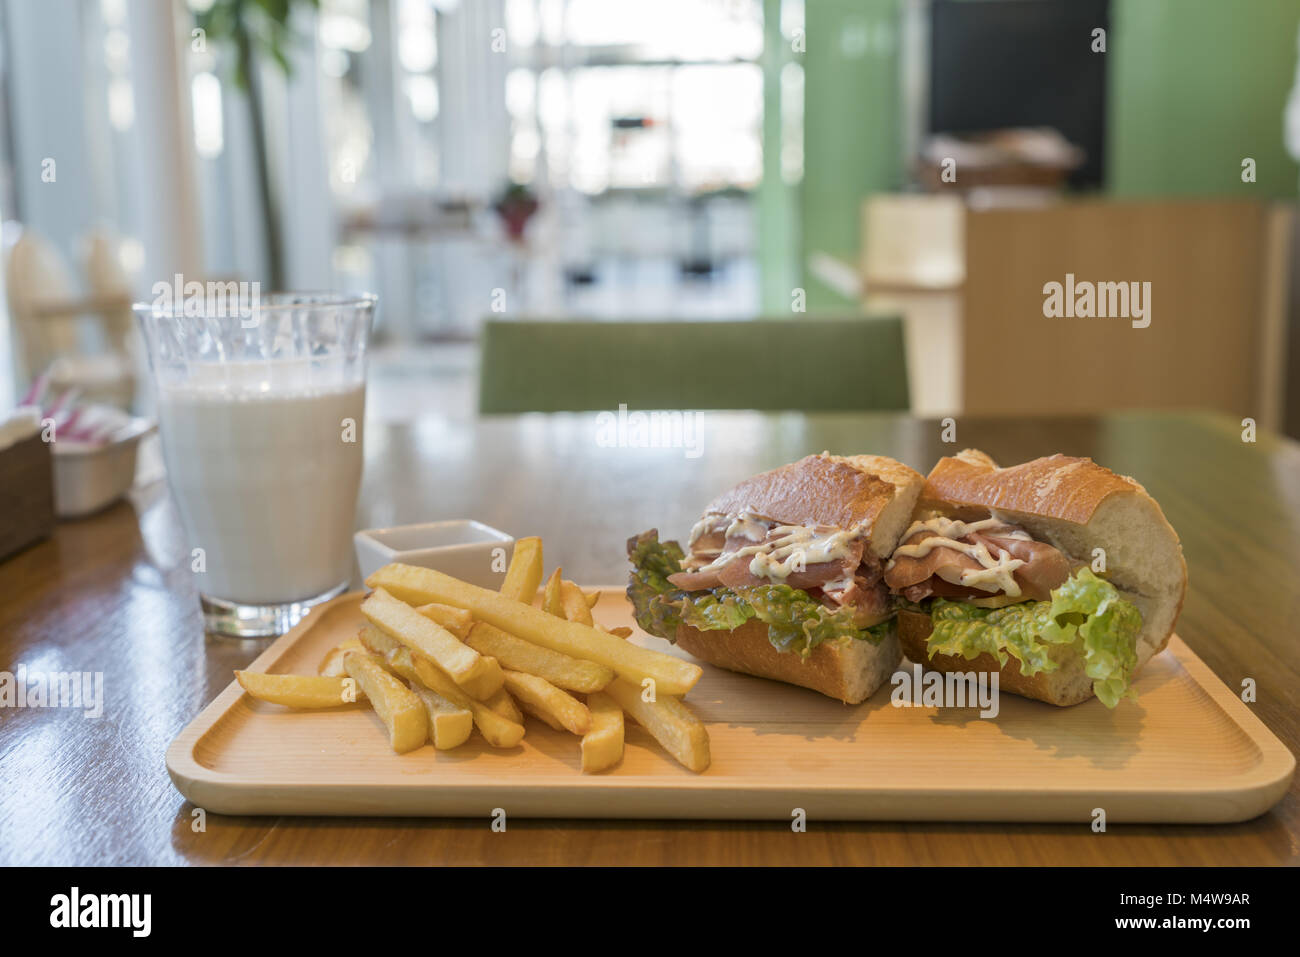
[165,590,1296,822]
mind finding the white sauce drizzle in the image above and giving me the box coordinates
[689,511,770,553]
[725,512,769,542]
[697,522,860,582]
[891,516,1030,596]
[688,515,726,547]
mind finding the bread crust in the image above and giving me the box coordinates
[914,449,1187,672]
[896,608,1094,706]
[896,607,1173,707]
[701,452,924,557]
[674,619,900,704]
[921,451,1144,525]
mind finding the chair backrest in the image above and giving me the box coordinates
[478,316,909,413]
[81,227,138,357]
[4,228,81,380]
[961,200,1292,427]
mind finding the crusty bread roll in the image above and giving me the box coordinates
[674,453,923,703]
[676,620,901,704]
[700,452,924,558]
[898,608,1099,706]
[901,450,1187,705]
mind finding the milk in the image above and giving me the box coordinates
[157,372,365,605]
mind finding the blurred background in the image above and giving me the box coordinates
[1,0,1299,434]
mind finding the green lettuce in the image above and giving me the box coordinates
[626,530,891,658]
[927,568,1143,708]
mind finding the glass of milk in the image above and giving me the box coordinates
[135,292,375,637]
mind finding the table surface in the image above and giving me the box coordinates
[2,410,1297,865]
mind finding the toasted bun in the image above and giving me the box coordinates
[701,452,924,558]
[675,620,901,704]
[920,450,1185,670]
[897,608,1098,706]
[902,450,1187,705]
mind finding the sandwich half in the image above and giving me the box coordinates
[627,452,924,703]
[884,449,1187,707]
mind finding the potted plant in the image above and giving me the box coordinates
[194,0,321,289]
[493,182,540,243]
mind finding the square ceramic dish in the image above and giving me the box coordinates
[353,520,513,588]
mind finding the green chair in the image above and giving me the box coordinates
[478,316,909,413]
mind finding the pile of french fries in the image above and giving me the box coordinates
[233,538,710,773]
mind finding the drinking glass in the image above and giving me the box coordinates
[135,292,376,637]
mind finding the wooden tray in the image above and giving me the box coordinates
[167,589,1294,822]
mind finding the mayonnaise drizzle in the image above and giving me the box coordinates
[697,522,860,582]
[891,516,1030,596]
[688,515,724,548]
[690,511,774,547]
[725,512,769,542]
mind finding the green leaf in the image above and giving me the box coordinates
[739,582,881,656]
[625,530,688,638]
[626,530,889,657]
[192,0,313,86]
[927,569,1143,708]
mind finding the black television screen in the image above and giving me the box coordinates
[928,0,1110,188]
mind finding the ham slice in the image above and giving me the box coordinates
[823,575,893,625]
[669,528,865,594]
[884,523,1069,602]
[666,524,888,623]
[667,546,867,594]
[973,529,1070,600]
[667,566,726,591]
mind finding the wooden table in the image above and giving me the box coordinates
[2,411,1296,865]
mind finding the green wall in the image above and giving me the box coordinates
[758,0,801,313]
[1109,0,1300,198]
[784,0,1300,310]
[799,0,904,310]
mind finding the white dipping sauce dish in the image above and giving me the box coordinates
[354,520,514,588]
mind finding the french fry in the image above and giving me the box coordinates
[408,681,473,750]
[581,691,624,773]
[604,678,710,773]
[367,564,702,695]
[541,567,564,618]
[558,580,631,640]
[559,580,594,626]
[485,685,523,724]
[501,670,591,735]
[464,621,613,693]
[500,536,543,603]
[362,587,504,700]
[360,626,525,749]
[358,624,409,665]
[342,652,427,753]
[317,637,365,677]
[415,602,473,640]
[235,671,365,708]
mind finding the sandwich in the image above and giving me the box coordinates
[884,449,1186,707]
[627,452,924,703]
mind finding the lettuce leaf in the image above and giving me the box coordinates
[626,530,689,636]
[927,568,1142,708]
[626,530,889,657]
